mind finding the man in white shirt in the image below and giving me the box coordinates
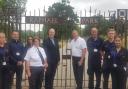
[70,30,87,89]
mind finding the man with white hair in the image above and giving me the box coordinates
[43,28,60,89]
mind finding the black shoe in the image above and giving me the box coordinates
[95,87,101,89]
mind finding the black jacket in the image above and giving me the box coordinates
[43,38,60,64]
[111,47,128,68]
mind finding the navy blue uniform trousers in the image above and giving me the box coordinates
[0,66,11,89]
[29,67,44,89]
[72,56,84,89]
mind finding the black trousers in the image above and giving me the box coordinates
[88,67,101,89]
[72,57,84,89]
[111,67,127,89]
[0,66,11,89]
[29,67,44,89]
[45,62,58,89]
[10,65,23,89]
[102,67,112,89]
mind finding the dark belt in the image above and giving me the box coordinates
[30,66,44,69]
[72,56,81,61]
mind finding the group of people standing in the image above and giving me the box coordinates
[24,28,60,89]
[0,28,60,89]
[87,27,128,89]
[69,27,128,89]
[0,26,127,89]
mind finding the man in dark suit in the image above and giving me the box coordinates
[43,28,60,89]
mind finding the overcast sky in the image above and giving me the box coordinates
[23,0,128,31]
[26,0,128,15]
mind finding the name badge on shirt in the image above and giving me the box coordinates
[16,52,20,56]
[2,62,6,66]
[113,64,117,68]
[94,49,98,52]
[108,55,111,59]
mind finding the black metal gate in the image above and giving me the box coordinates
[0,8,128,89]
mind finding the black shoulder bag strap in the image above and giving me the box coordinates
[36,47,45,65]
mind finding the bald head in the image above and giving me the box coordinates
[90,27,98,38]
[72,30,79,39]
[48,28,55,38]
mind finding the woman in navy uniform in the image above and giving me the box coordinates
[87,27,103,89]
[0,32,10,89]
[101,28,116,89]
[111,36,128,89]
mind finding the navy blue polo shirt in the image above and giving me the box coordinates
[8,39,24,65]
[87,37,103,65]
[102,40,116,67]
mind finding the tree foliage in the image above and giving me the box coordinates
[82,15,113,38]
[0,0,27,9]
[0,0,27,39]
[43,3,79,40]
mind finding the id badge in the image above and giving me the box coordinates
[113,64,117,68]
[94,49,98,52]
[16,52,20,56]
[2,62,6,66]
[108,55,111,59]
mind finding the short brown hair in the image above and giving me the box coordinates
[107,27,116,33]
[114,35,122,40]
[11,30,19,33]
[33,36,40,42]
[91,26,98,30]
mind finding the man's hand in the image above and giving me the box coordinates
[44,62,48,68]
[44,62,48,72]
[78,59,84,66]
[17,61,23,66]
[26,70,31,77]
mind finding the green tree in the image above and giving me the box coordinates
[0,0,27,9]
[43,2,79,40]
[83,15,113,38]
[0,0,27,39]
